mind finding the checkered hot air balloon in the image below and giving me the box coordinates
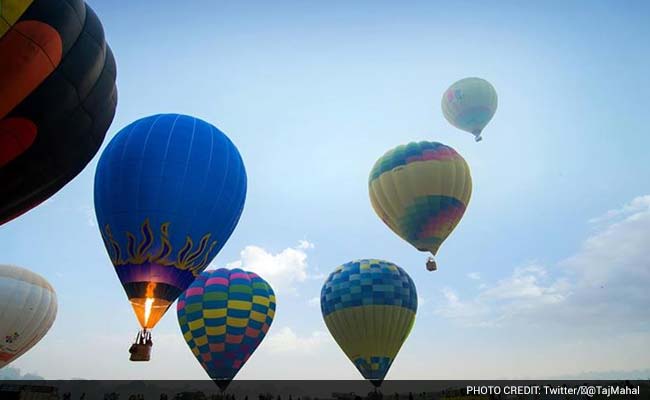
[177,268,276,391]
[320,259,417,387]
[0,0,117,224]
[368,141,472,271]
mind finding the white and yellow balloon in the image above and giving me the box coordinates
[0,265,57,368]
[442,77,497,142]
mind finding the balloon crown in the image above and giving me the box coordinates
[369,141,460,182]
[100,218,217,276]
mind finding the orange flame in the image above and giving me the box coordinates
[143,282,156,326]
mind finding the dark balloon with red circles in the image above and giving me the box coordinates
[0,0,118,224]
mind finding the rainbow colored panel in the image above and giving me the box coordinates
[369,142,460,181]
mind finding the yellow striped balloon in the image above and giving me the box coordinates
[321,259,417,387]
[369,142,471,269]
[442,77,497,142]
[0,265,57,368]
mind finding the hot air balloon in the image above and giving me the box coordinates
[321,259,417,387]
[0,0,118,225]
[368,141,472,271]
[177,268,276,391]
[441,77,497,142]
[94,114,247,361]
[0,265,57,369]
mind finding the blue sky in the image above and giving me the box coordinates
[2,0,650,380]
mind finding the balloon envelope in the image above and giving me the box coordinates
[0,265,57,368]
[177,268,276,389]
[368,141,472,261]
[94,114,247,330]
[321,259,417,385]
[441,77,497,141]
[0,0,117,224]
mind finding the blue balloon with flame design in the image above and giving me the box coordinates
[94,114,247,330]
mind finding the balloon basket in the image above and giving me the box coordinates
[129,329,153,361]
[426,257,437,272]
[129,343,152,361]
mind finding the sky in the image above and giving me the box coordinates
[2,0,650,380]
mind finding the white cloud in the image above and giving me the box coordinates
[225,241,315,296]
[436,264,573,326]
[467,272,481,280]
[307,270,326,280]
[81,205,97,227]
[433,288,492,326]
[262,327,328,354]
[564,196,650,284]
[482,264,566,304]
[436,195,650,330]
[308,296,320,307]
[588,195,650,224]
[297,240,315,250]
[557,195,650,326]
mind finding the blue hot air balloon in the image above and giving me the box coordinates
[94,114,247,359]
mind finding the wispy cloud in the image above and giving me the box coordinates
[436,194,650,329]
[262,327,328,354]
[308,296,320,307]
[80,205,97,228]
[588,195,650,224]
[433,287,493,326]
[467,272,481,280]
[297,240,315,250]
[481,264,566,304]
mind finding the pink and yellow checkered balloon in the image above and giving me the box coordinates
[177,268,275,390]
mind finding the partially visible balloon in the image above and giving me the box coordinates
[368,141,472,270]
[177,268,276,391]
[0,0,118,224]
[441,77,497,142]
[321,259,417,387]
[94,114,247,335]
[0,265,57,368]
